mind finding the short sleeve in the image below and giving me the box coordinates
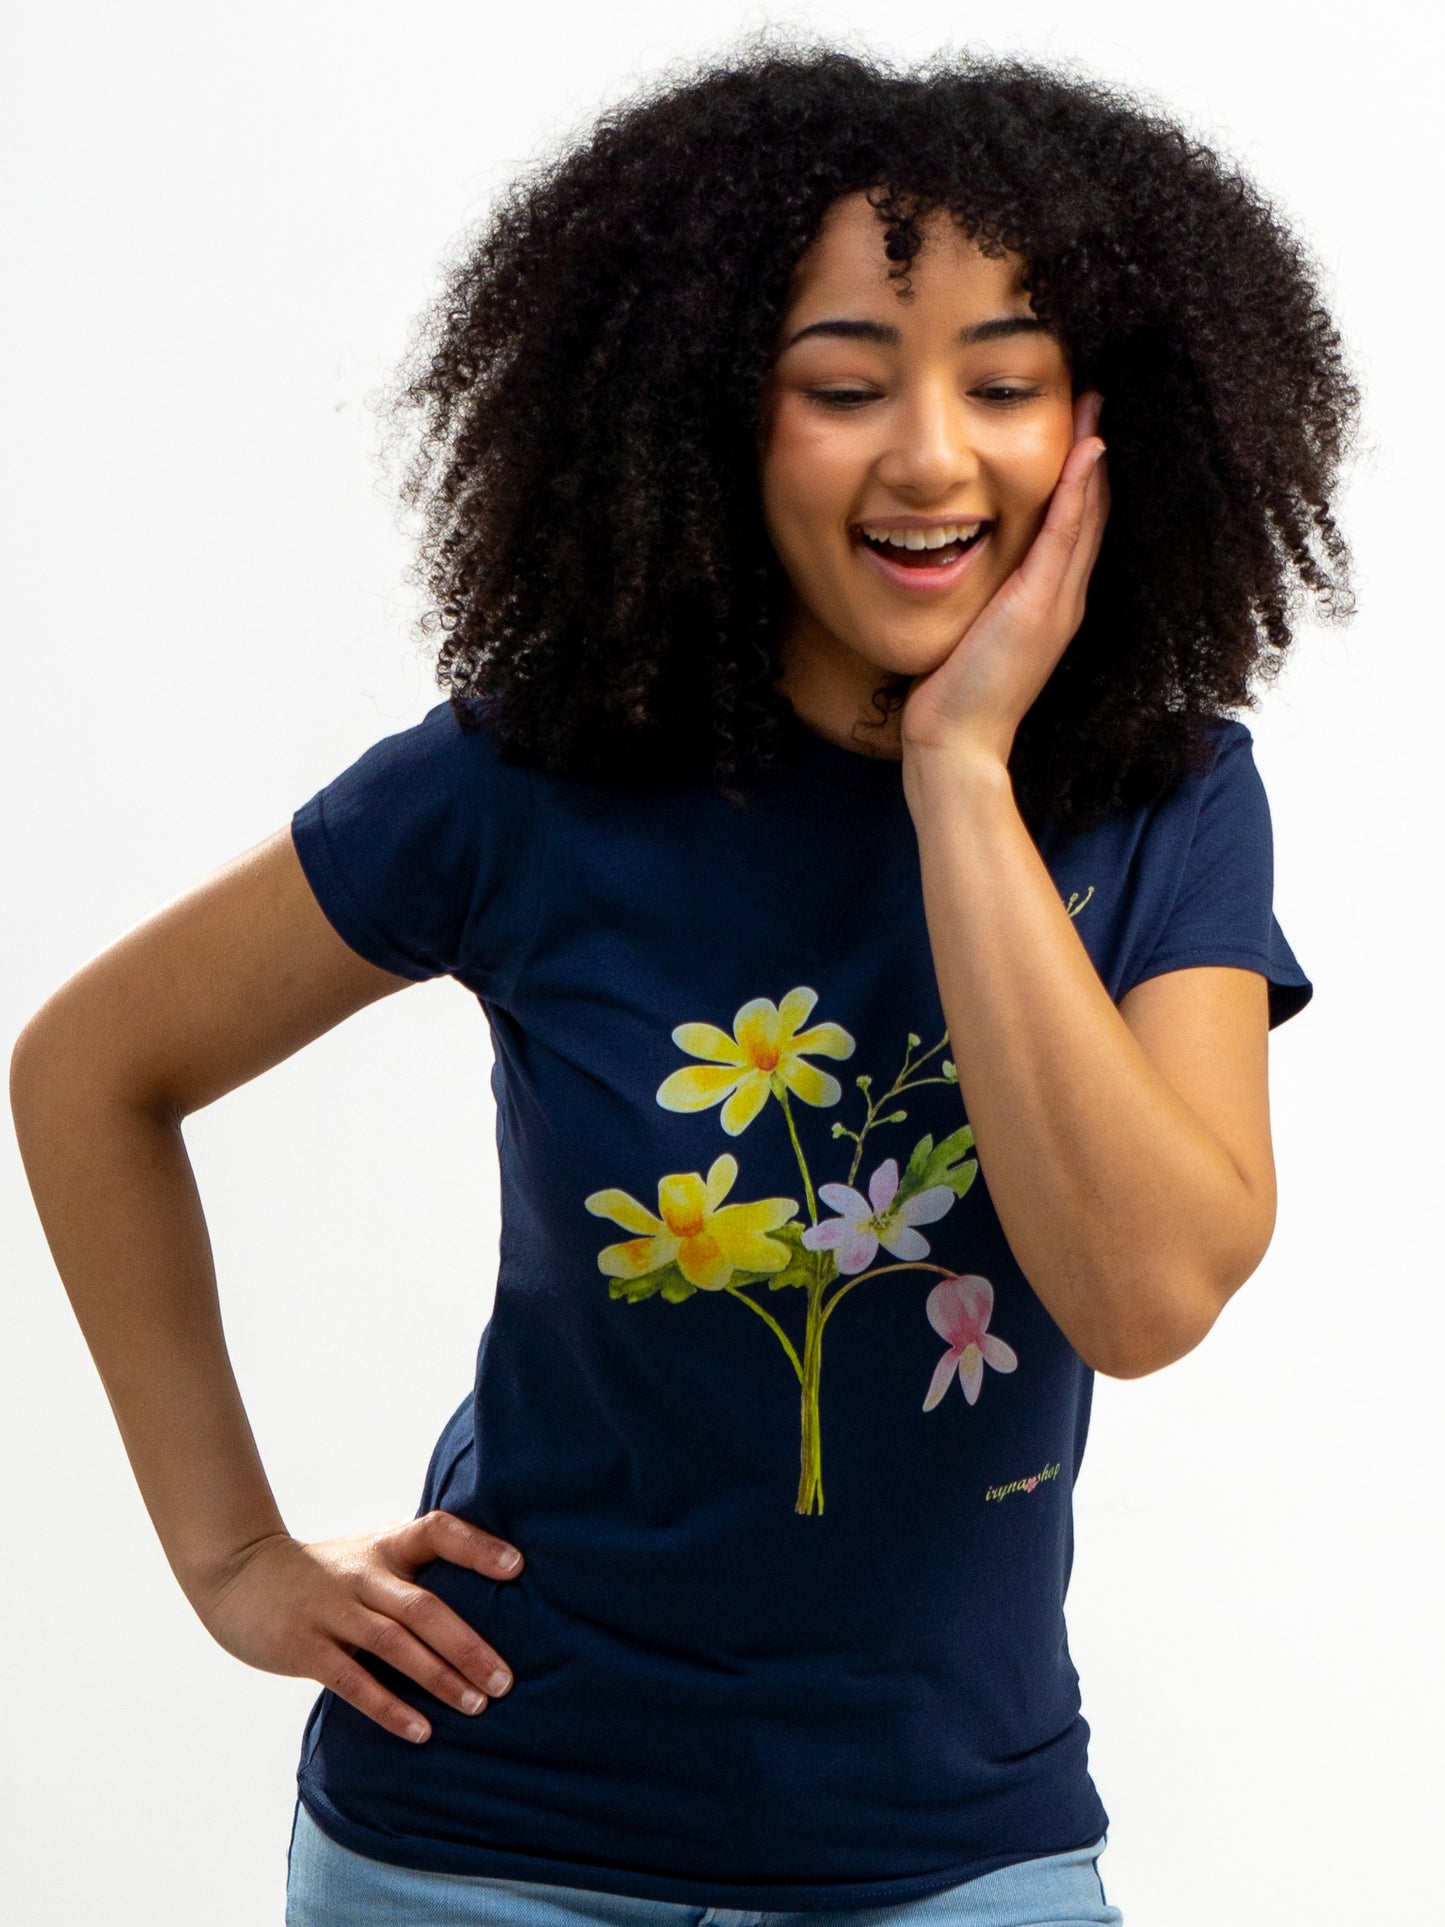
[1122,721,1314,1030]
[289,698,537,998]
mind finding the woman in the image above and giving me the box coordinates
[10,39,1356,1927]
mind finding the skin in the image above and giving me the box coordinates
[760,189,1085,759]
[9,189,1279,1757]
[759,190,1278,1383]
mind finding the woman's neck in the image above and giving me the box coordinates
[773,607,906,761]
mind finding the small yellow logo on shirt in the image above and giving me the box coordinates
[985,1460,1061,1502]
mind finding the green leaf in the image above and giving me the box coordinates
[934,1122,975,1162]
[949,1157,979,1201]
[765,1251,818,1291]
[609,1273,665,1302]
[900,1132,936,1191]
[895,1124,978,1208]
[727,1220,815,1293]
[607,1258,697,1304]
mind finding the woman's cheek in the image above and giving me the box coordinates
[991,446,1074,563]
[773,394,863,489]
[764,441,851,578]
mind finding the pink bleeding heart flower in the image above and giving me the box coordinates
[801,1157,955,1277]
[923,1274,1018,1410]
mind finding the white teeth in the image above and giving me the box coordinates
[859,523,984,550]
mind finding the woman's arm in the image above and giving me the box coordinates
[9,826,412,1609]
[905,752,1276,1379]
[899,396,1278,1380]
[12,826,527,1745]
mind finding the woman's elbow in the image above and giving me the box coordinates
[1081,1269,1235,1380]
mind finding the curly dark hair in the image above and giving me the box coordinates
[377,33,1358,834]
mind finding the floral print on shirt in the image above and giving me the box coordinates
[584,983,1021,1515]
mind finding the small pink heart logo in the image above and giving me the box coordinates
[1025,1477,1037,1491]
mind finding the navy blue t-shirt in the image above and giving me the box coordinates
[288,697,1311,1910]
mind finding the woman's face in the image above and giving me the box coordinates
[759,191,1077,721]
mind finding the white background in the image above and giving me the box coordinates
[3,3,1439,1921]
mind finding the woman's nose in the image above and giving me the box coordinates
[873,391,980,498]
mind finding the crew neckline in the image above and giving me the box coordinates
[776,705,908,796]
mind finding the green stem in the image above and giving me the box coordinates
[820,1259,954,1330]
[778,1086,819,1225]
[906,1031,952,1072]
[778,1041,956,1514]
[795,1276,826,1514]
[843,1030,953,1188]
[726,1285,804,1381]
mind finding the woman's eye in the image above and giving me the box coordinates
[806,389,876,410]
[805,384,1042,410]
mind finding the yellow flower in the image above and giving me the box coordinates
[585,1154,797,1291]
[656,986,855,1136]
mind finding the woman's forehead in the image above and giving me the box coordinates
[785,194,1027,302]
[779,193,1034,330]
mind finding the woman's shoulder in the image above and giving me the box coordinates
[289,694,539,991]
[322,694,533,804]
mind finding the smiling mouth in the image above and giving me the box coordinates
[855,525,992,569]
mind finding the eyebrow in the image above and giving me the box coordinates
[780,315,1053,352]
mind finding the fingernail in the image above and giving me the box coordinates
[487,1668,512,1695]
[405,1721,429,1743]
[460,1689,486,1713]
[497,1546,521,1571]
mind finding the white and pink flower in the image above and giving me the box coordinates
[801,1156,955,1276]
[922,1274,1018,1410]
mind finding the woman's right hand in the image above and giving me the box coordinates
[191,1515,525,1744]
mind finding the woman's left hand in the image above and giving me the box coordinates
[900,390,1110,770]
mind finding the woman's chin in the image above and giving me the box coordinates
[846,625,979,683]
[778,590,997,686]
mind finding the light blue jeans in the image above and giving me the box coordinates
[285,1799,1123,1925]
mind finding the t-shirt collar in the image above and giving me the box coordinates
[776,703,908,796]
